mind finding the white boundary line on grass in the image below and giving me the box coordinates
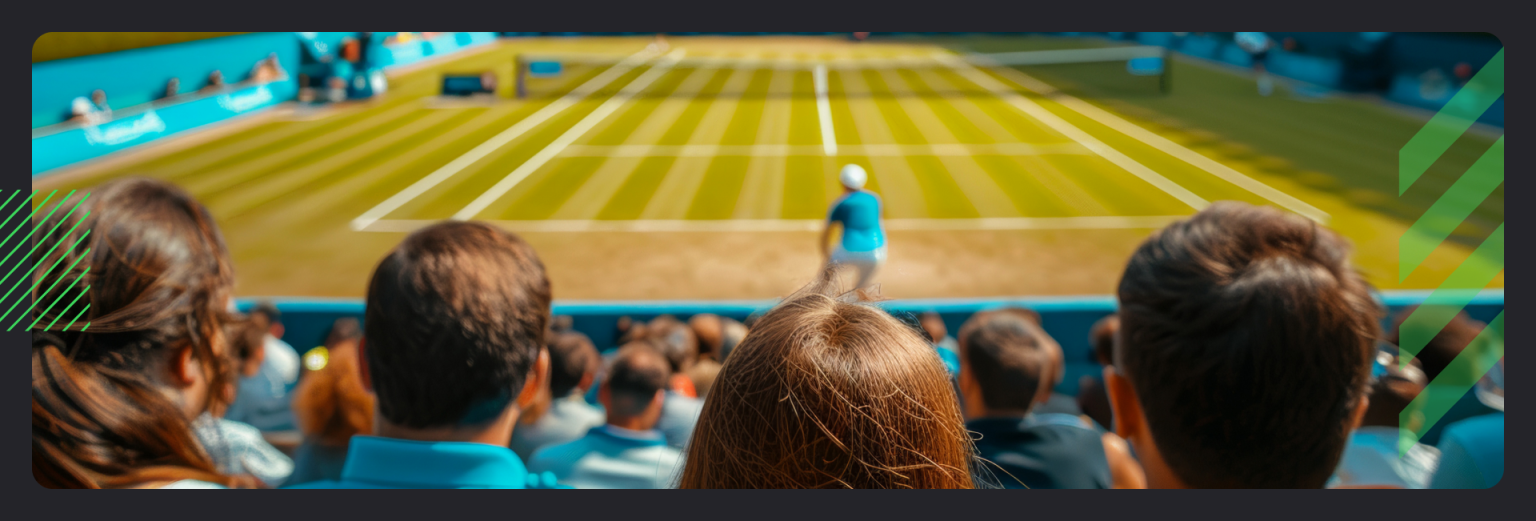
[933,54,1210,212]
[980,61,1331,223]
[349,47,661,231]
[451,48,688,221]
[813,63,838,156]
[359,215,1188,233]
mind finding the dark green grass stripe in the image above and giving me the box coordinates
[596,157,677,220]
[585,68,694,146]
[971,155,1075,217]
[863,70,926,145]
[685,156,751,219]
[224,108,491,221]
[899,69,991,144]
[499,157,609,220]
[655,69,730,146]
[781,155,828,219]
[202,110,438,202]
[906,156,980,218]
[791,71,829,146]
[1047,155,1188,216]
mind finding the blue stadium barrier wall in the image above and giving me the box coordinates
[32,32,301,129]
[32,80,295,175]
[1386,72,1504,127]
[237,290,1503,399]
[31,32,501,176]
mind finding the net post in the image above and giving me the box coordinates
[514,54,527,99]
[1160,47,1172,95]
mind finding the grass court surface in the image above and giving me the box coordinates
[35,36,1503,300]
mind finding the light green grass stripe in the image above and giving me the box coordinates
[24,261,90,331]
[0,191,76,290]
[1399,136,1503,281]
[684,68,771,219]
[595,68,732,220]
[0,222,90,325]
[44,282,90,331]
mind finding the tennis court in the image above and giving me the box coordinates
[31,36,1502,300]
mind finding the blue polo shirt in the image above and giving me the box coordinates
[828,190,885,252]
[285,436,564,489]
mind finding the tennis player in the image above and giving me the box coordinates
[820,164,887,290]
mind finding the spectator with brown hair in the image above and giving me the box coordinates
[1106,202,1382,488]
[32,178,243,488]
[685,314,725,398]
[529,343,684,488]
[202,70,226,93]
[959,310,1143,489]
[511,331,605,461]
[190,314,294,488]
[289,221,558,489]
[636,316,703,450]
[286,318,374,486]
[679,270,978,488]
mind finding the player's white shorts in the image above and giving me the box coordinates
[829,245,887,289]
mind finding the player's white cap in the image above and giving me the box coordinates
[839,164,867,190]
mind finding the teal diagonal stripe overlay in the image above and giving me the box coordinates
[1399,49,1503,195]
[1398,223,1503,363]
[1399,136,1503,281]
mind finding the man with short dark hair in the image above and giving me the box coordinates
[959,311,1142,489]
[1106,202,1381,488]
[290,221,558,489]
[529,343,683,488]
[511,331,605,461]
[642,317,704,449]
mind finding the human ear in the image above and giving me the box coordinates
[1104,366,1142,442]
[169,344,200,386]
[517,348,551,409]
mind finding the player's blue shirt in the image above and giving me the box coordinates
[1234,32,1272,54]
[828,190,885,252]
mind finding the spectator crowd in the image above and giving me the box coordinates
[30,178,1503,489]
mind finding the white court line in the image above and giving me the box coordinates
[984,66,1331,223]
[813,64,838,156]
[558,142,1091,158]
[348,47,660,231]
[361,215,1187,233]
[451,49,688,221]
[934,54,1209,212]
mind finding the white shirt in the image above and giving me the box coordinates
[193,414,295,487]
[1332,426,1440,489]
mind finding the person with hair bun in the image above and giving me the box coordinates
[679,268,980,489]
[31,178,243,489]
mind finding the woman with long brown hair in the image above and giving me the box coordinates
[31,178,243,489]
[678,270,981,488]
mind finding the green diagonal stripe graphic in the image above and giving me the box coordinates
[0,191,81,291]
[1399,311,1503,456]
[64,303,91,332]
[0,190,58,266]
[44,284,90,332]
[1399,136,1503,281]
[1397,223,1503,363]
[20,250,91,331]
[0,212,91,325]
[1399,49,1504,195]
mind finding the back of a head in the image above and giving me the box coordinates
[251,301,282,327]
[548,331,599,398]
[605,343,672,418]
[644,316,697,374]
[680,273,975,489]
[1089,315,1119,367]
[292,340,375,446]
[718,319,748,362]
[1387,307,1484,382]
[31,177,237,488]
[1361,359,1428,429]
[689,313,724,358]
[363,221,551,429]
[325,317,363,348]
[1116,202,1380,488]
[919,311,947,344]
[958,311,1056,412]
